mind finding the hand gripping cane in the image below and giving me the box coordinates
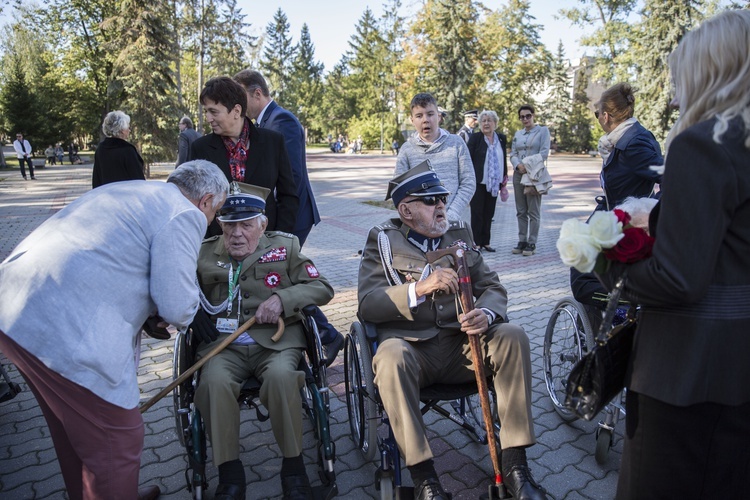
[139,316,284,414]
[426,247,506,499]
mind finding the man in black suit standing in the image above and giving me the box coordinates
[190,76,299,235]
[234,70,342,366]
[176,116,202,167]
[234,69,321,246]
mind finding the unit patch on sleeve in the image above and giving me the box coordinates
[305,264,320,278]
[259,247,287,263]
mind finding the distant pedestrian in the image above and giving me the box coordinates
[55,144,64,164]
[68,142,81,164]
[391,139,399,155]
[12,132,36,180]
[458,110,478,143]
[45,145,56,166]
[92,110,145,188]
[176,116,201,167]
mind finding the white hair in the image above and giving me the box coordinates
[167,160,229,210]
[102,110,131,138]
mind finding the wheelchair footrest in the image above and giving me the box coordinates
[312,482,338,500]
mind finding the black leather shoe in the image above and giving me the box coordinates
[512,242,527,254]
[214,483,246,500]
[504,465,547,500]
[482,245,496,253]
[137,485,161,500]
[281,473,313,499]
[322,331,345,367]
[414,477,452,500]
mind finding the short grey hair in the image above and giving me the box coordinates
[478,110,499,124]
[179,116,195,129]
[102,110,131,138]
[167,160,229,210]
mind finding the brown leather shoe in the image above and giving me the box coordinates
[137,485,161,500]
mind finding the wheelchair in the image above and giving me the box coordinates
[344,315,502,499]
[543,297,627,464]
[172,305,337,499]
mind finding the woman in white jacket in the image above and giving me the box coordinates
[510,105,550,256]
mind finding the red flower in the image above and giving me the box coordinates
[604,227,654,263]
[613,209,631,226]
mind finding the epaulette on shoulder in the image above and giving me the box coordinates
[448,220,467,230]
[372,218,401,233]
[202,235,220,244]
[266,230,296,240]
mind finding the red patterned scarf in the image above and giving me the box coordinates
[221,118,251,181]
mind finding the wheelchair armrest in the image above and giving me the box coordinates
[362,321,379,341]
[301,304,318,316]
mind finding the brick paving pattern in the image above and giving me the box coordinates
[0,153,621,499]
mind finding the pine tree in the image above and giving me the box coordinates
[260,8,296,105]
[543,41,572,151]
[0,59,38,143]
[289,24,324,139]
[115,0,180,166]
[404,0,479,129]
[634,0,701,143]
[206,0,256,77]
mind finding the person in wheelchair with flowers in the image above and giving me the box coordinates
[358,163,547,500]
[190,183,334,500]
[567,196,658,332]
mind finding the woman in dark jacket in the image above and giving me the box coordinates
[92,110,145,188]
[467,110,507,252]
[600,10,750,498]
[595,83,662,209]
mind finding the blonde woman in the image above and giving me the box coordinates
[599,10,750,499]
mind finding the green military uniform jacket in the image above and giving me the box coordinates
[358,218,509,342]
[197,231,334,350]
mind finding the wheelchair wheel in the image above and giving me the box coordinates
[172,330,191,448]
[595,427,614,464]
[344,321,378,462]
[543,298,594,421]
[172,330,208,498]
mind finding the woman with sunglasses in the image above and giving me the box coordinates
[510,105,550,256]
[594,83,663,210]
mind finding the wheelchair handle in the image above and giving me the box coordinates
[138,316,284,414]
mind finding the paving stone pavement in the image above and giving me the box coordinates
[0,153,622,499]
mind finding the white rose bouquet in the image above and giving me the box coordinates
[557,198,658,273]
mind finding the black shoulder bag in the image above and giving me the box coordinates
[564,272,637,421]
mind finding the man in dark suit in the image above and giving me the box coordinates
[176,116,202,167]
[234,69,320,246]
[190,76,299,236]
[234,70,343,365]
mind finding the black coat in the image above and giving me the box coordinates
[92,137,145,188]
[467,131,508,188]
[190,121,299,234]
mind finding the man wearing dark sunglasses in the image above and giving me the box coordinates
[357,163,548,500]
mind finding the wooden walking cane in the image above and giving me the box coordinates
[139,316,284,414]
[426,247,505,499]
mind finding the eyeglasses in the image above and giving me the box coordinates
[594,110,600,118]
[520,114,533,120]
[404,194,447,206]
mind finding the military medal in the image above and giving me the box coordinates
[264,271,281,288]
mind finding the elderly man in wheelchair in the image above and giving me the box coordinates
[188,183,335,500]
[357,163,547,500]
